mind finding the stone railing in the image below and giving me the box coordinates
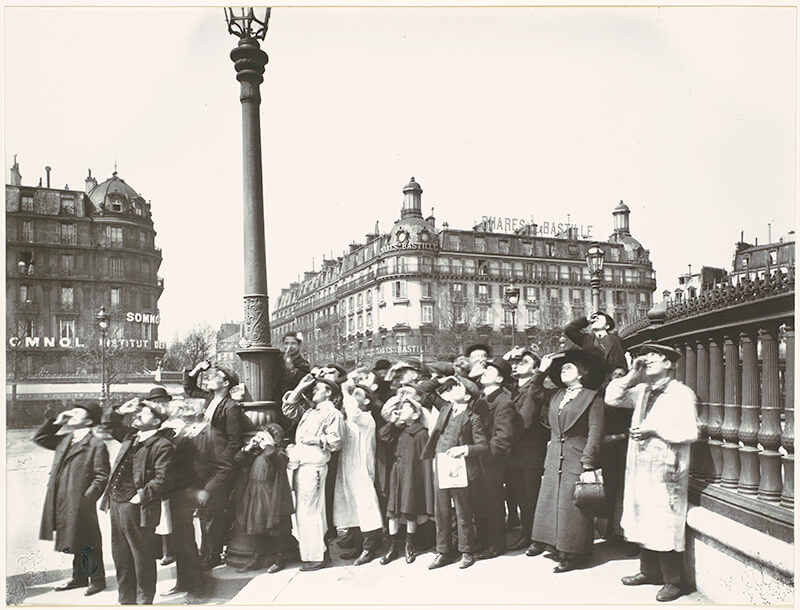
[620,268,794,542]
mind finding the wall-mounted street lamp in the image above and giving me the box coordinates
[504,283,521,347]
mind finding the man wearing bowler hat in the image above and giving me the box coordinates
[605,342,698,602]
[35,401,109,596]
[564,311,627,377]
[473,357,516,559]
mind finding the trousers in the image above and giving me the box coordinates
[640,547,684,585]
[295,463,329,562]
[170,489,203,594]
[109,500,158,605]
[434,485,475,554]
[506,466,543,544]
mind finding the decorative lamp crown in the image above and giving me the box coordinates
[505,284,521,307]
[224,7,271,40]
[96,305,110,333]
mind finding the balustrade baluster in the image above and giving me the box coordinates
[696,338,711,481]
[780,324,794,509]
[685,341,702,477]
[757,326,782,502]
[706,335,724,483]
[675,341,686,383]
[738,329,760,495]
[720,334,741,488]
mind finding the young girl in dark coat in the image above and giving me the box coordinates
[378,387,435,565]
[233,423,295,573]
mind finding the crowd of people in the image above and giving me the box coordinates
[33,311,700,604]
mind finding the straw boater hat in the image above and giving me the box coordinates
[547,348,606,391]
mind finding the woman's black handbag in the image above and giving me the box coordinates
[574,469,606,513]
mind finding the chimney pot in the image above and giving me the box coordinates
[45,166,52,188]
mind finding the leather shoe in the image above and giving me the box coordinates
[656,584,683,602]
[353,549,378,566]
[267,561,284,574]
[553,559,577,573]
[509,538,530,552]
[339,548,362,560]
[428,553,454,570]
[476,548,502,560]
[525,544,545,557]
[299,560,329,572]
[458,553,475,569]
[84,582,106,596]
[622,572,663,586]
[55,580,87,591]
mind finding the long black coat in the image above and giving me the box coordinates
[480,388,517,474]
[508,372,550,473]
[35,420,110,554]
[380,421,435,519]
[531,379,604,556]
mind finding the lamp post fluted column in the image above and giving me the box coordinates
[227,12,281,404]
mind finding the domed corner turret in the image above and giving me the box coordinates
[612,199,631,238]
[385,177,440,252]
[87,171,149,218]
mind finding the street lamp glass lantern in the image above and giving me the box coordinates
[96,306,110,334]
[505,284,521,307]
[224,6,271,40]
[585,243,606,275]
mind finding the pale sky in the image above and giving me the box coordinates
[4,2,796,342]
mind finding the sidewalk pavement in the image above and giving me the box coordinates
[9,538,710,606]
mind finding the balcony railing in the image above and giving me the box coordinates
[620,268,794,540]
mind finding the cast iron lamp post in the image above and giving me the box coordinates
[224,6,281,403]
[504,283,520,347]
[96,306,110,405]
[585,242,606,313]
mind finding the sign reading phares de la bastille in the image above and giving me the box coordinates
[478,216,593,239]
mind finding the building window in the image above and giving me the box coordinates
[134,204,144,216]
[452,283,464,299]
[139,231,147,248]
[110,288,121,308]
[741,255,749,269]
[109,257,124,278]
[107,226,123,247]
[422,304,433,324]
[366,312,373,328]
[523,241,533,256]
[464,259,475,275]
[61,287,74,309]
[546,243,555,257]
[452,258,463,275]
[479,306,491,325]
[504,309,513,325]
[24,319,35,337]
[449,234,461,251]
[21,220,34,242]
[109,196,123,212]
[475,237,486,253]
[422,282,433,299]
[525,286,540,302]
[478,284,489,300]
[141,260,150,277]
[61,254,74,275]
[499,240,509,254]
[392,280,407,299]
[420,257,433,273]
[614,291,627,305]
[501,262,512,277]
[61,197,75,215]
[453,305,465,324]
[548,288,560,301]
[396,333,408,347]
[567,244,579,256]
[769,249,778,266]
[377,284,384,302]
[19,285,29,302]
[358,313,363,330]
[59,319,76,340]
[357,293,363,309]
[21,195,34,212]
[141,290,151,309]
[526,308,537,326]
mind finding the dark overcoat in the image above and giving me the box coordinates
[508,372,550,473]
[564,317,627,375]
[479,388,517,479]
[531,382,604,556]
[100,432,175,529]
[380,421,435,519]
[35,420,110,553]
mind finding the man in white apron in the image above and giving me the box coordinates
[605,342,698,603]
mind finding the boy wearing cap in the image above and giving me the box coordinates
[421,376,489,570]
[276,331,311,399]
[605,343,698,603]
[101,399,174,605]
[35,401,109,596]
[184,360,247,569]
[474,357,517,559]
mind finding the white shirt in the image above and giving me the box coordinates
[135,428,158,444]
[71,427,90,444]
